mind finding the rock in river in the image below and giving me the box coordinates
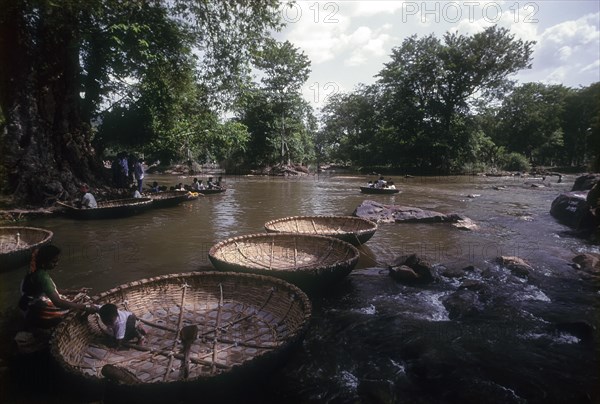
[353,200,477,230]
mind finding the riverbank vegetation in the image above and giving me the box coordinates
[1,1,598,205]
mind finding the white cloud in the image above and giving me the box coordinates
[341,26,392,66]
[449,3,539,43]
[346,0,405,17]
[581,59,600,73]
[277,1,599,109]
[533,13,599,78]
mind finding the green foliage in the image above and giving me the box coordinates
[319,26,534,173]
[562,82,600,170]
[499,152,531,172]
[236,39,314,167]
[494,83,572,165]
[79,0,283,163]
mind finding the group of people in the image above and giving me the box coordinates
[174,176,223,192]
[19,245,147,347]
[192,176,222,191]
[111,152,146,192]
[366,176,396,189]
[75,174,225,207]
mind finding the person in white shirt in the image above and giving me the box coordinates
[98,303,146,347]
[79,184,97,208]
[134,158,145,193]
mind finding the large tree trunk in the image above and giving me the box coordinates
[0,2,104,205]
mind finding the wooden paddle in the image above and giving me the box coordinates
[179,324,198,380]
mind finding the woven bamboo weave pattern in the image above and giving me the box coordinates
[0,226,53,268]
[208,233,360,291]
[264,215,377,245]
[51,272,311,386]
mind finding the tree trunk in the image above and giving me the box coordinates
[0,2,104,205]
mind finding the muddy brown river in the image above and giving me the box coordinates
[0,173,598,403]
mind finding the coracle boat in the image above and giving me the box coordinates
[360,186,399,194]
[145,191,196,208]
[198,188,226,195]
[264,215,377,246]
[208,233,360,292]
[50,272,311,399]
[0,226,53,269]
[57,198,153,219]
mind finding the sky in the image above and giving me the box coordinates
[272,1,600,111]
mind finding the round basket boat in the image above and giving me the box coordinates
[359,186,399,194]
[0,226,53,270]
[264,215,377,246]
[50,272,311,399]
[58,198,153,219]
[145,191,194,208]
[208,233,360,292]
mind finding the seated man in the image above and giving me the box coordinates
[79,184,97,208]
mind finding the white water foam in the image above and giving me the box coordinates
[389,359,406,374]
[513,285,551,302]
[519,331,580,344]
[338,370,359,391]
[352,304,377,315]
[415,291,451,321]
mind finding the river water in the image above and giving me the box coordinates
[1,173,598,403]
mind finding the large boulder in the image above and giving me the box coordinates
[495,256,533,278]
[388,253,435,284]
[571,253,600,274]
[550,191,591,228]
[571,174,600,191]
[354,200,477,230]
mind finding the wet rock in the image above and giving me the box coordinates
[496,256,533,278]
[440,267,466,278]
[357,379,395,403]
[571,253,600,274]
[389,265,419,282]
[452,217,479,231]
[458,280,488,292]
[571,173,599,191]
[388,254,435,284]
[550,192,592,228]
[354,200,476,230]
[442,289,483,319]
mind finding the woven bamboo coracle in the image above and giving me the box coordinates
[208,233,360,292]
[146,190,189,200]
[51,272,311,390]
[58,198,153,219]
[0,226,53,269]
[146,191,194,208]
[264,215,377,245]
[95,198,153,209]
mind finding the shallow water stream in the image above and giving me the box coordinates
[1,173,598,403]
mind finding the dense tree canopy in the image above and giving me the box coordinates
[236,39,314,167]
[0,0,281,204]
[317,26,600,174]
[376,26,534,172]
[1,1,597,207]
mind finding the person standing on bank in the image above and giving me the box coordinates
[134,158,145,193]
[19,245,97,329]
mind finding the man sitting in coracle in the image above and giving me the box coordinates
[79,184,97,208]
